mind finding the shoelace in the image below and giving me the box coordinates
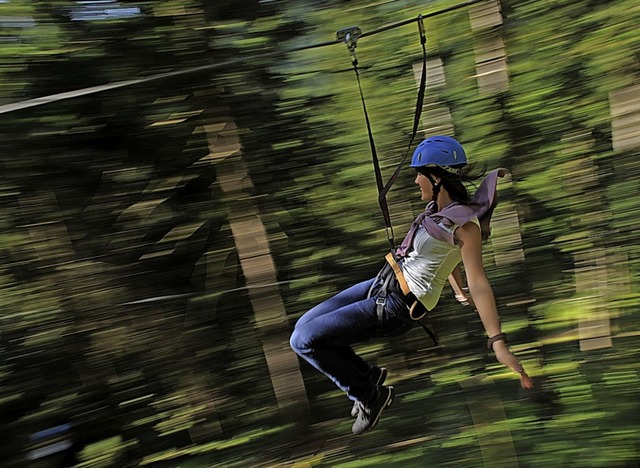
[354,401,368,416]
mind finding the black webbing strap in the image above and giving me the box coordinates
[339,16,428,253]
[345,40,395,252]
[417,319,438,346]
[353,66,391,240]
[366,266,390,335]
[378,15,428,211]
[376,274,391,326]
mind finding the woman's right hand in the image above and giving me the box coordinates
[493,341,534,389]
[518,371,534,389]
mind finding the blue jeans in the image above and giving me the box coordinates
[289,278,414,403]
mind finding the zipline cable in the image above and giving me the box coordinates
[358,0,485,38]
[0,0,485,116]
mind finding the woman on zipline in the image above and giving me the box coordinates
[290,135,534,435]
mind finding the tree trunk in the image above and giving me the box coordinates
[203,112,310,423]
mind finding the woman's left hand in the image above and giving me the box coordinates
[493,341,534,389]
[455,292,475,308]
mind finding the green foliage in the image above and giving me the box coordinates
[0,0,639,466]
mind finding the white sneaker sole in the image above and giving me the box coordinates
[350,368,388,418]
[352,386,394,435]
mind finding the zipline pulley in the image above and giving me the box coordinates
[336,26,362,65]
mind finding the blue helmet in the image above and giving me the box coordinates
[410,136,467,169]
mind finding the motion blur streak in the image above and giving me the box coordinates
[0,0,638,467]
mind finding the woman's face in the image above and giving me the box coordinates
[415,170,434,201]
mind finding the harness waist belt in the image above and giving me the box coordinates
[370,257,437,344]
[383,253,425,321]
[385,252,411,295]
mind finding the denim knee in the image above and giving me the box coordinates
[289,328,309,355]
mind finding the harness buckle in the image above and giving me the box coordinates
[376,296,387,306]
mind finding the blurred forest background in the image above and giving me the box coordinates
[1,0,639,467]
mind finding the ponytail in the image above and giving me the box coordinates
[417,163,486,206]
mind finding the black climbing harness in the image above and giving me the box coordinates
[368,261,438,346]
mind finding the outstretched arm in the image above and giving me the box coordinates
[456,222,534,389]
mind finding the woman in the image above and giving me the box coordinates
[290,136,534,436]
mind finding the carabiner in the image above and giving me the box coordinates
[417,14,426,45]
[336,26,362,64]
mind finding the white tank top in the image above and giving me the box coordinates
[401,218,479,311]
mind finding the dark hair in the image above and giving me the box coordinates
[416,162,486,205]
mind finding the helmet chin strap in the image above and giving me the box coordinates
[425,173,441,211]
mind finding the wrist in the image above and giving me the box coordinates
[455,288,471,305]
[493,340,508,351]
[487,333,507,350]
[455,293,469,304]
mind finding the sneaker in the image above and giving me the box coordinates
[351,385,394,435]
[350,366,388,418]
